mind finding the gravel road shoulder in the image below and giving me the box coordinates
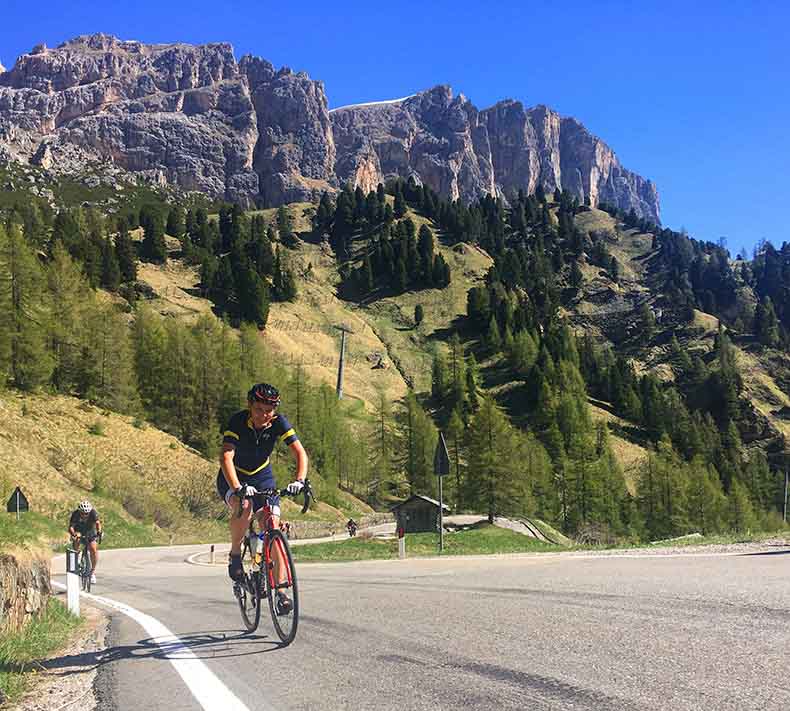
[11,595,108,711]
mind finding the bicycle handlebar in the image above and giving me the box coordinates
[233,478,315,517]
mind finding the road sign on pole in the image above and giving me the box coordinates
[434,433,450,552]
[6,487,29,522]
[434,433,450,477]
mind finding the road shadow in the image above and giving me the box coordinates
[38,628,283,676]
[738,549,790,557]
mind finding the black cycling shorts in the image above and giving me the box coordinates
[216,471,281,515]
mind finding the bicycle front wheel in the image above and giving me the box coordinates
[236,538,262,632]
[80,548,92,592]
[265,529,299,645]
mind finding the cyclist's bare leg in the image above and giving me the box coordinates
[88,539,99,572]
[229,496,253,555]
[269,514,287,586]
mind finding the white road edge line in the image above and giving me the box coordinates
[51,581,257,711]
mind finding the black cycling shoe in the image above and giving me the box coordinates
[276,592,293,616]
[228,554,243,582]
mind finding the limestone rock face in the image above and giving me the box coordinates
[333,91,660,223]
[482,101,659,222]
[0,34,261,202]
[241,58,335,204]
[331,86,496,204]
[0,34,660,220]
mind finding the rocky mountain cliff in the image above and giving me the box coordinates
[0,34,659,221]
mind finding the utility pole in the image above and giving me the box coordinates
[334,324,354,399]
[784,467,788,523]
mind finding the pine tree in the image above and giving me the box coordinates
[465,354,480,412]
[370,385,395,485]
[81,301,139,412]
[47,243,91,394]
[166,206,185,240]
[755,296,780,347]
[237,266,270,326]
[418,224,434,284]
[140,205,167,263]
[132,307,171,424]
[394,187,407,219]
[276,205,295,245]
[0,223,53,389]
[638,303,656,344]
[464,396,531,522]
[431,350,450,404]
[446,408,465,510]
[100,237,121,292]
[509,329,538,376]
[485,315,502,353]
[115,217,138,283]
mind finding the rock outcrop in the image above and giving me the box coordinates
[333,92,660,223]
[240,56,335,205]
[0,552,50,633]
[331,86,496,203]
[0,34,660,221]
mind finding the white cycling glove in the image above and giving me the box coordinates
[235,484,259,498]
[286,480,304,495]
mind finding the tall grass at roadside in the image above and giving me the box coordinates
[0,598,83,703]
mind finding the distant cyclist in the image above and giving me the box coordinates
[217,383,308,614]
[68,500,103,585]
[347,518,358,537]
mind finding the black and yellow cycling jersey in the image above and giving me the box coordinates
[220,410,299,488]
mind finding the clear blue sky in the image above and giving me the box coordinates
[2,0,788,253]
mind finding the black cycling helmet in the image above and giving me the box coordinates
[247,382,281,406]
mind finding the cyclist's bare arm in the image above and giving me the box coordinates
[220,443,242,491]
[289,440,308,481]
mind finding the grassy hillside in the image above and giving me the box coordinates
[139,203,491,408]
[0,391,371,550]
[133,203,667,483]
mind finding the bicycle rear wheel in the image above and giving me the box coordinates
[265,529,299,645]
[235,537,262,632]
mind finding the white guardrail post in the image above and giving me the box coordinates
[65,549,80,616]
[398,526,406,559]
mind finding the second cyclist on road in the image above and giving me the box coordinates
[68,500,103,585]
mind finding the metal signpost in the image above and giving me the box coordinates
[65,549,80,616]
[434,433,450,552]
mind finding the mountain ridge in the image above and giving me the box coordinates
[0,33,659,221]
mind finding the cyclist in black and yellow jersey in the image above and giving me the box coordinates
[218,383,308,611]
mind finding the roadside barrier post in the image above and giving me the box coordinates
[210,544,215,564]
[398,526,405,559]
[65,549,80,616]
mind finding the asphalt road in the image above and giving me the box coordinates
[51,542,790,711]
